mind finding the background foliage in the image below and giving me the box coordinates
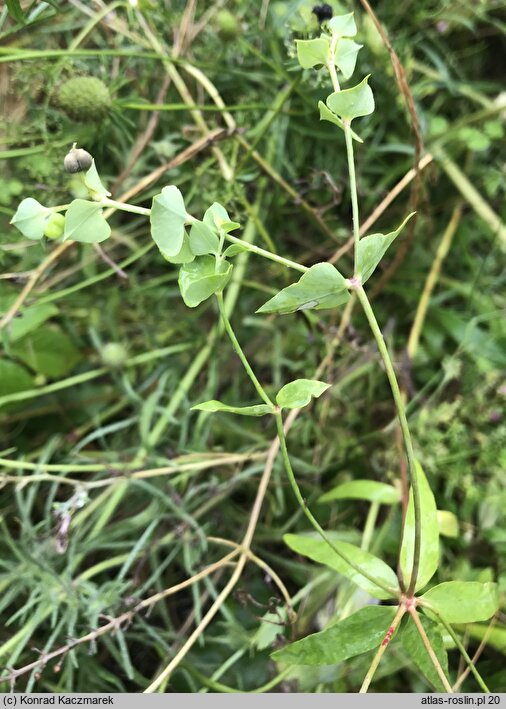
[0,0,505,693]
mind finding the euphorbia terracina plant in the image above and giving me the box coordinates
[10,11,499,693]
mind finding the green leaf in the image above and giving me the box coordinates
[276,379,330,409]
[11,327,81,378]
[334,39,362,80]
[319,480,401,505]
[10,198,50,240]
[400,615,449,691]
[161,232,195,264]
[6,0,25,24]
[318,102,363,143]
[64,200,111,243]
[191,400,274,416]
[84,160,111,197]
[0,359,34,399]
[257,263,350,315]
[296,37,330,69]
[223,244,247,257]
[437,510,459,538]
[284,533,399,599]
[189,220,220,256]
[421,582,499,623]
[272,605,396,665]
[7,304,58,342]
[150,186,187,257]
[328,12,357,38]
[326,76,375,123]
[178,256,233,308]
[400,462,439,592]
[203,203,240,234]
[356,213,415,283]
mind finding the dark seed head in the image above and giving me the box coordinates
[64,146,93,174]
[312,4,333,23]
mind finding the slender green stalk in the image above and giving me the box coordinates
[274,412,398,598]
[409,609,453,692]
[359,605,405,692]
[422,603,490,693]
[224,234,308,273]
[216,292,274,407]
[355,285,421,595]
[344,124,361,266]
[101,197,151,217]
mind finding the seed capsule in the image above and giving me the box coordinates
[64,146,93,174]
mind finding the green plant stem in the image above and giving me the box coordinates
[359,605,406,693]
[224,234,308,273]
[421,604,490,693]
[344,123,361,266]
[188,664,291,693]
[409,608,453,692]
[355,285,421,595]
[361,501,380,551]
[274,412,398,598]
[101,197,151,217]
[216,292,273,407]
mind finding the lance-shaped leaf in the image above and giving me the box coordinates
[276,379,330,409]
[421,582,499,624]
[296,37,330,68]
[272,605,396,665]
[318,102,363,142]
[191,400,274,417]
[257,263,350,315]
[400,614,449,692]
[178,256,232,308]
[319,480,401,505]
[150,185,187,257]
[334,39,362,80]
[328,12,357,38]
[356,213,415,283]
[284,533,399,600]
[327,76,374,123]
[10,198,50,240]
[84,160,111,197]
[399,462,439,592]
[64,200,111,243]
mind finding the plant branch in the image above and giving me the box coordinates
[409,608,453,692]
[359,605,406,692]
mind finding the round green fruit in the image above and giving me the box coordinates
[57,76,112,123]
[100,342,128,369]
[215,10,240,41]
[43,212,65,240]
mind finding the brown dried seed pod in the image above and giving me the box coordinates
[64,147,93,174]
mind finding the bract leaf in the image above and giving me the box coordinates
[318,102,363,142]
[296,37,330,68]
[178,256,232,308]
[334,39,362,80]
[10,198,50,240]
[421,582,499,623]
[328,12,357,38]
[276,379,330,409]
[150,186,187,257]
[356,213,415,283]
[400,462,439,592]
[272,606,396,665]
[203,203,240,233]
[84,160,111,197]
[64,200,111,243]
[319,480,401,505]
[189,219,220,256]
[284,533,399,599]
[327,76,375,122]
[191,400,274,416]
[257,263,350,315]
[161,232,195,264]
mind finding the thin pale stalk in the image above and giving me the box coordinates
[344,123,361,266]
[359,605,406,692]
[409,608,453,692]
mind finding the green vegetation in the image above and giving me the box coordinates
[0,0,505,694]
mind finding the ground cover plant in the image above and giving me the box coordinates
[0,0,505,694]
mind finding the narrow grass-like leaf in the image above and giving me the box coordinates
[421,582,499,623]
[257,263,349,314]
[356,213,415,283]
[400,614,449,691]
[192,400,274,416]
[400,461,439,592]
[272,605,396,665]
[319,480,401,505]
[284,533,399,599]
[276,379,330,409]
